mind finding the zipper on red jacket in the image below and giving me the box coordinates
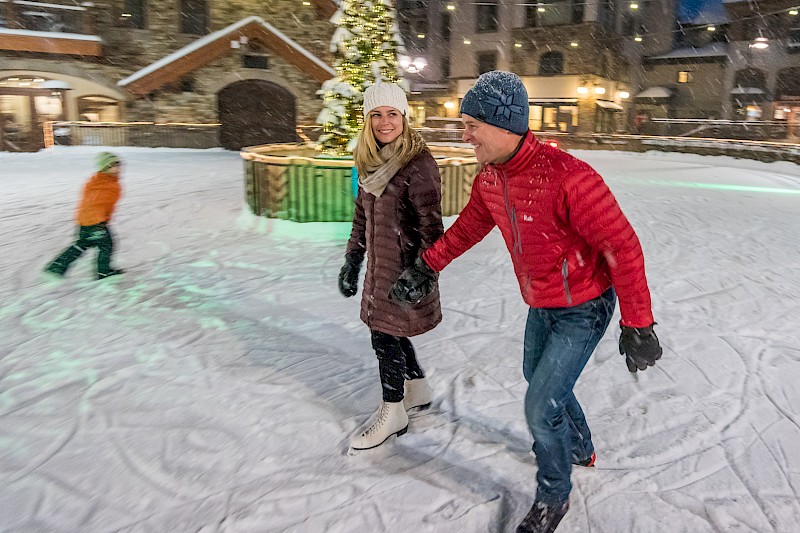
[499,168,523,258]
[562,258,573,305]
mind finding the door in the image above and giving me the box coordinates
[0,95,34,151]
[218,80,297,150]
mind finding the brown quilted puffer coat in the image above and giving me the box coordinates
[346,150,444,337]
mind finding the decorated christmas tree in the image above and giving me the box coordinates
[316,0,405,155]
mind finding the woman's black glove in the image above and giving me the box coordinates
[619,323,663,372]
[338,251,364,297]
[389,257,437,305]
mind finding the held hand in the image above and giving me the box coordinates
[619,324,662,373]
[338,252,363,298]
[389,257,437,305]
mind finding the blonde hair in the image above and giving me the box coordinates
[354,114,416,177]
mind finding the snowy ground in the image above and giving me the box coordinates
[1,146,799,532]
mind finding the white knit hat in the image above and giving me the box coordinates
[362,81,409,118]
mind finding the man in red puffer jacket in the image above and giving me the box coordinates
[390,71,662,533]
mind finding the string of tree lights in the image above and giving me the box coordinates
[317,0,404,154]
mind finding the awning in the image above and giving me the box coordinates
[635,86,673,99]
[730,86,765,95]
[596,100,624,111]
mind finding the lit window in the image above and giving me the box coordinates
[677,71,693,83]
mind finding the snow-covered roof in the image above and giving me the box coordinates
[730,87,766,95]
[118,16,334,92]
[635,86,674,99]
[0,27,102,42]
[647,42,728,60]
[0,0,87,11]
[596,100,624,111]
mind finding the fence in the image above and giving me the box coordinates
[644,119,798,140]
[45,122,221,149]
[241,143,479,222]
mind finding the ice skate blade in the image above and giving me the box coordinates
[347,425,408,454]
[407,402,431,414]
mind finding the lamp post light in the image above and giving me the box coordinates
[399,55,427,74]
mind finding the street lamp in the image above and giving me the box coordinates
[750,36,769,50]
[399,55,427,74]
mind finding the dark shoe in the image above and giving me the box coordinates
[44,264,65,277]
[97,269,124,280]
[574,451,596,467]
[516,500,569,533]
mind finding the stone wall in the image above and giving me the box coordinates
[103,0,335,124]
[0,1,335,125]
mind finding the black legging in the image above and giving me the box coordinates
[371,330,425,403]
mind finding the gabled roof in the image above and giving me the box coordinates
[118,16,335,95]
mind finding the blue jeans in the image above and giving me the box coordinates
[523,288,616,505]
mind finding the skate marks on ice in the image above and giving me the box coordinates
[3,148,800,531]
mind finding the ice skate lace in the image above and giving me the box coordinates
[362,403,390,437]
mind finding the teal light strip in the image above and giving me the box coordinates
[618,178,800,195]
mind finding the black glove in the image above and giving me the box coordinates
[619,323,663,373]
[389,257,437,305]
[338,251,363,298]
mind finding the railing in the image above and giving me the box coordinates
[45,121,221,149]
[644,119,799,140]
[241,143,479,222]
[536,132,800,164]
[0,0,95,35]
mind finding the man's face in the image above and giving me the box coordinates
[461,114,522,165]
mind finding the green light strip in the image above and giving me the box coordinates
[618,178,800,195]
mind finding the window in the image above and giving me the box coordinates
[526,3,538,27]
[180,0,208,35]
[180,77,195,92]
[120,0,147,29]
[442,56,451,78]
[243,55,268,69]
[531,0,584,27]
[598,0,614,29]
[442,12,451,41]
[677,71,693,83]
[477,52,497,75]
[476,3,499,33]
[734,68,766,89]
[790,26,800,50]
[539,51,564,76]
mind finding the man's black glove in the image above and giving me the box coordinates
[389,257,437,305]
[619,323,663,373]
[338,251,364,298]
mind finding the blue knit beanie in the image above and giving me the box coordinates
[460,71,529,135]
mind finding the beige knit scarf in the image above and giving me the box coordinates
[358,128,426,197]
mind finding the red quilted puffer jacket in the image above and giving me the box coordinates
[423,132,654,328]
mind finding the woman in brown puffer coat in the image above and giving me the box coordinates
[338,82,444,451]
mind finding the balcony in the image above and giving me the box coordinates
[0,0,102,56]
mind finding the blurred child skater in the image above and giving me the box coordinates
[45,151,125,280]
[338,81,444,451]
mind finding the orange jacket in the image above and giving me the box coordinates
[76,172,122,226]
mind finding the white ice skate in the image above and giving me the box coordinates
[403,377,432,412]
[350,401,408,451]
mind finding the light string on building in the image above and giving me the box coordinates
[414,2,800,50]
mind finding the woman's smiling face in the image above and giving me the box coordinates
[369,106,404,144]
